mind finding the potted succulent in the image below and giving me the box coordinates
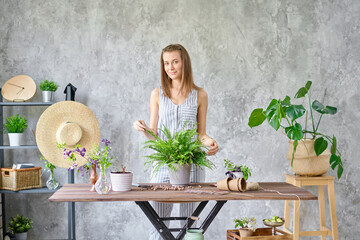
[4,114,27,146]
[224,159,252,180]
[234,217,257,237]
[110,165,133,192]
[39,79,58,102]
[143,125,215,186]
[8,215,33,240]
[40,156,60,190]
[248,81,343,179]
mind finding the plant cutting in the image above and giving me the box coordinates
[40,156,60,190]
[224,159,252,180]
[110,165,133,192]
[39,79,58,102]
[4,114,27,146]
[248,81,343,179]
[234,217,257,237]
[57,139,114,194]
[142,124,215,186]
[8,215,33,240]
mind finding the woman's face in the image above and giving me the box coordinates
[163,50,183,81]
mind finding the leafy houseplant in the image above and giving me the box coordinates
[4,114,27,146]
[8,215,33,239]
[248,81,343,179]
[224,159,252,180]
[40,79,58,102]
[142,124,215,185]
[234,217,257,237]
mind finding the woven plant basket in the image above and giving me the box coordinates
[0,167,42,191]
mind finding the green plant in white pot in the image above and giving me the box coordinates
[8,215,33,240]
[4,114,27,146]
[143,125,214,186]
[39,79,58,102]
[234,217,257,237]
[248,81,343,179]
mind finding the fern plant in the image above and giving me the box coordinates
[4,114,28,133]
[40,79,58,91]
[8,215,33,234]
[142,125,215,174]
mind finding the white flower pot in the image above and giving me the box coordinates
[110,171,133,191]
[42,91,54,102]
[168,164,191,186]
[8,133,23,146]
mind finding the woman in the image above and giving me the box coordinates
[133,44,218,240]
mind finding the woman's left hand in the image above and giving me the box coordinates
[201,138,219,156]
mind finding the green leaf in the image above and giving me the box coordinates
[325,106,337,115]
[248,108,266,128]
[330,154,338,165]
[265,99,284,131]
[294,81,312,98]
[285,105,306,121]
[314,137,328,156]
[305,81,312,90]
[330,136,337,155]
[337,164,343,179]
[281,96,291,106]
[292,123,304,140]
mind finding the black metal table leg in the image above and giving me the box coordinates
[199,200,227,233]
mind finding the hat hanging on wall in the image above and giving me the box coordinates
[36,101,100,168]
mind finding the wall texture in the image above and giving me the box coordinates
[1,0,359,239]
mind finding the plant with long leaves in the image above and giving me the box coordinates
[248,81,343,179]
[4,114,27,133]
[142,125,215,175]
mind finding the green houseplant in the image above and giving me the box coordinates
[8,215,33,240]
[224,159,252,180]
[39,79,58,102]
[248,81,343,179]
[142,124,215,186]
[234,217,257,237]
[4,114,27,146]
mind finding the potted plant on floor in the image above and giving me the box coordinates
[110,165,133,192]
[142,124,215,186]
[39,79,58,102]
[8,215,33,240]
[224,159,252,180]
[3,114,27,146]
[234,217,257,237]
[248,81,343,179]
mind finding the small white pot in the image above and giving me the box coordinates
[168,164,191,186]
[110,171,133,191]
[42,91,54,102]
[8,133,23,146]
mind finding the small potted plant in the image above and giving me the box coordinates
[110,165,133,192]
[142,124,215,186]
[224,159,252,181]
[40,156,60,190]
[8,215,33,240]
[39,79,58,102]
[234,217,257,237]
[4,114,27,146]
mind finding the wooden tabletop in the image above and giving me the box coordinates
[49,182,317,203]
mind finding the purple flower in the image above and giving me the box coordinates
[102,139,110,147]
[79,148,86,157]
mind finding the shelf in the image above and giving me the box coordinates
[0,102,54,106]
[0,186,62,194]
[0,145,38,150]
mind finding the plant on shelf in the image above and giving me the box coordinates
[57,139,114,194]
[234,217,257,237]
[40,156,60,190]
[248,81,343,179]
[142,124,215,186]
[224,159,252,180]
[3,114,28,146]
[8,215,33,240]
[39,79,59,91]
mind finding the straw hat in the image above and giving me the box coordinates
[36,101,100,168]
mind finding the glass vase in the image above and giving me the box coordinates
[95,165,111,194]
[46,169,60,190]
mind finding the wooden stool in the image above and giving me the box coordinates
[283,174,338,240]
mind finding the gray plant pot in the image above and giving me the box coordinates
[168,164,191,186]
[15,232,27,240]
[42,91,54,102]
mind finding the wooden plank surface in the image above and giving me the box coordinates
[49,182,317,203]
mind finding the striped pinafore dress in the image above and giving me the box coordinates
[149,87,205,240]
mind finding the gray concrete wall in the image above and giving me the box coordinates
[1,0,359,239]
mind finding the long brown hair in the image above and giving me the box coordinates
[160,44,200,98]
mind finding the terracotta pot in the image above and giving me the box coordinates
[286,139,330,176]
[239,228,254,237]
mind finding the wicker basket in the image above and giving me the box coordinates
[0,167,42,191]
[227,228,292,240]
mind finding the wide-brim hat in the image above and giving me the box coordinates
[36,101,100,168]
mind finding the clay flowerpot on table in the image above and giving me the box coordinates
[110,170,133,191]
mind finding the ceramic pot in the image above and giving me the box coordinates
[15,232,28,240]
[8,133,23,146]
[287,139,330,176]
[42,91,54,102]
[168,164,191,186]
[110,171,133,191]
[184,229,204,240]
[239,228,254,237]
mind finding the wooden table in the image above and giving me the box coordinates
[49,182,317,240]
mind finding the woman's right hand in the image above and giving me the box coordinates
[133,120,147,132]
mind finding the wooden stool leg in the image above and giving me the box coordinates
[284,200,291,232]
[293,199,300,240]
[318,185,326,240]
[328,180,338,240]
